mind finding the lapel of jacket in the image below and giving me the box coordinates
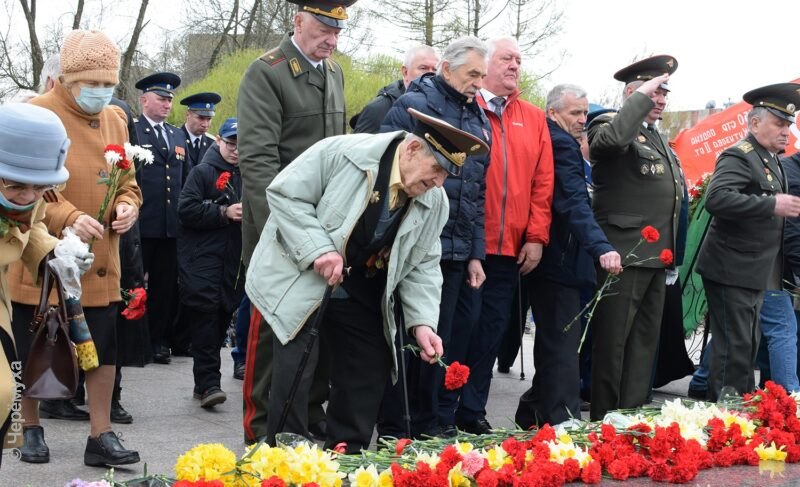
[284,35,324,91]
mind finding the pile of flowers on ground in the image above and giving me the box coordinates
[72,381,800,486]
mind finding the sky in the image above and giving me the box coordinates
[9,0,800,111]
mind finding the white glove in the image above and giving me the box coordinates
[665,268,679,286]
[50,228,93,299]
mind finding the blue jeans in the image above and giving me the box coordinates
[691,290,799,393]
[759,290,799,392]
[231,294,251,365]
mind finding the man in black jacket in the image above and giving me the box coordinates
[515,85,620,428]
[177,118,244,408]
[350,45,438,134]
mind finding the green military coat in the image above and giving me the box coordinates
[696,134,785,290]
[588,91,683,265]
[237,33,347,266]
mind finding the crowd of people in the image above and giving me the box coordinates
[2,0,800,470]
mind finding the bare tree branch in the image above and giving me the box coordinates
[72,0,84,30]
[117,0,150,103]
[18,0,42,90]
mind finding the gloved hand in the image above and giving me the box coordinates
[665,268,679,286]
[55,238,94,275]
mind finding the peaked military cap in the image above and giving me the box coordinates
[180,92,222,117]
[287,0,357,29]
[614,55,678,91]
[408,107,489,177]
[135,72,181,98]
[743,83,800,123]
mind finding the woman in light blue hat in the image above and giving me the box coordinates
[0,102,78,467]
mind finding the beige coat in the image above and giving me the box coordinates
[1,202,58,448]
[7,80,142,307]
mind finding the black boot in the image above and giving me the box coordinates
[84,431,140,466]
[19,425,49,463]
[39,399,89,421]
[111,385,133,424]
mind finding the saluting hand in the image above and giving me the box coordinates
[313,251,344,285]
[636,73,670,97]
[412,325,444,364]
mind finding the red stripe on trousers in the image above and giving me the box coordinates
[242,304,264,442]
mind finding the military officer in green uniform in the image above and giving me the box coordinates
[237,0,353,444]
[587,55,683,421]
[696,83,800,401]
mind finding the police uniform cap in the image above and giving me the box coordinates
[743,83,800,123]
[135,72,182,98]
[180,92,222,117]
[613,55,677,91]
[408,107,489,177]
[287,0,357,29]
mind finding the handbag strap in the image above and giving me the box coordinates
[34,254,69,327]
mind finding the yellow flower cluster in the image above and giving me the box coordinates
[240,442,344,487]
[174,443,237,485]
[174,442,344,486]
[347,465,393,487]
[754,441,788,462]
[546,434,593,468]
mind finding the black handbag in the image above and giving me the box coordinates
[21,257,79,400]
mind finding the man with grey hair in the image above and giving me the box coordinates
[351,45,438,133]
[514,83,620,428]
[379,35,491,438]
[39,54,61,94]
[237,0,353,443]
[697,83,800,401]
[587,55,683,420]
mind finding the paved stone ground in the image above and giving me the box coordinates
[3,334,800,486]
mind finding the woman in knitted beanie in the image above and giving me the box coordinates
[7,29,143,468]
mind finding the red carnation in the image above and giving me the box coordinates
[444,361,470,390]
[395,438,412,455]
[660,249,673,265]
[332,442,347,454]
[105,144,125,159]
[580,460,602,484]
[127,287,147,309]
[260,477,287,487]
[121,305,146,321]
[216,171,232,191]
[641,225,660,243]
[116,157,131,170]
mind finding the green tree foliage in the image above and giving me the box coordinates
[169,49,400,134]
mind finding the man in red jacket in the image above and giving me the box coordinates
[440,37,554,435]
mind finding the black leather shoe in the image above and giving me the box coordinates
[497,365,511,374]
[233,362,245,380]
[457,418,493,435]
[111,399,133,424]
[171,347,192,357]
[153,346,171,364]
[308,419,327,440]
[437,424,458,439]
[200,386,227,408]
[39,399,89,421]
[84,431,140,466]
[19,425,49,463]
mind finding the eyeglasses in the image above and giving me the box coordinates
[1,179,56,193]
[220,138,238,151]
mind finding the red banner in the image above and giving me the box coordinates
[672,77,800,183]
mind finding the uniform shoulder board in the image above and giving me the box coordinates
[325,58,339,72]
[259,47,286,66]
[587,112,616,131]
[734,139,754,154]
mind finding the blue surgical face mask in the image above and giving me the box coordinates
[75,86,114,114]
[0,191,36,212]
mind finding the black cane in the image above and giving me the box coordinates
[275,284,334,440]
[517,272,526,380]
[393,295,413,439]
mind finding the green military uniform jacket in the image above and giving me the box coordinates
[696,134,785,290]
[588,91,683,266]
[237,33,347,265]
